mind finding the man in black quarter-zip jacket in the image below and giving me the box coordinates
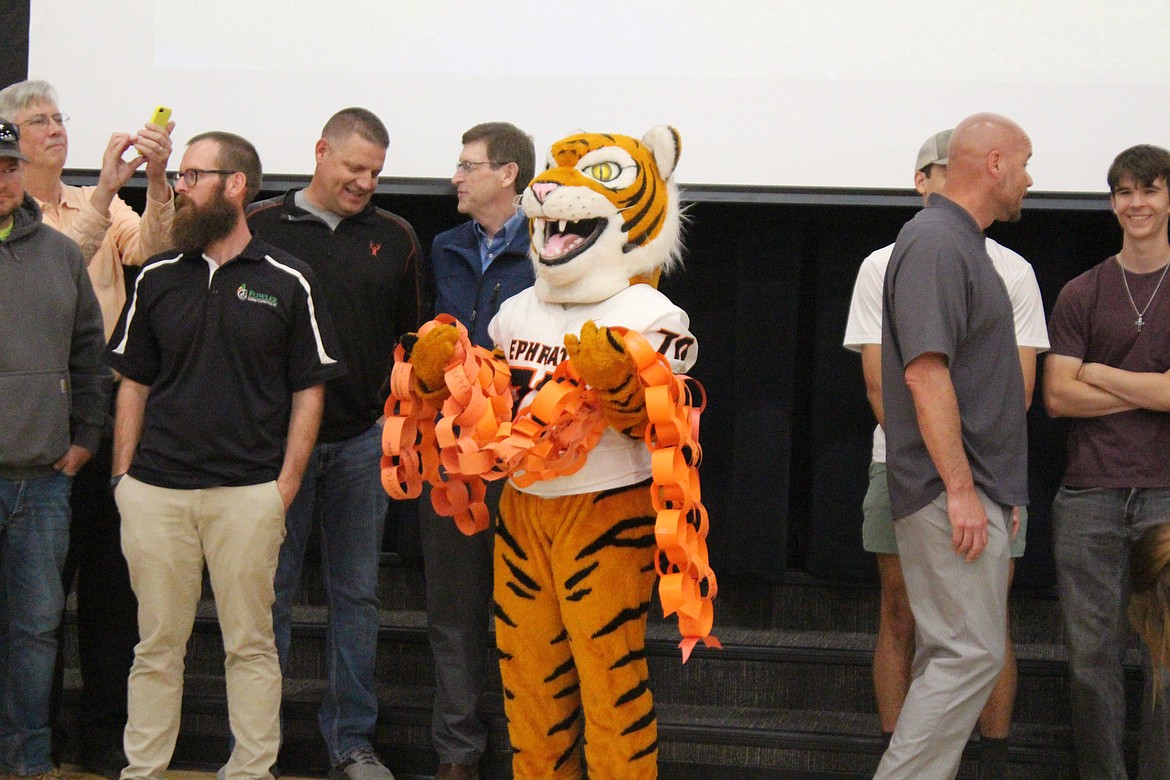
[247,108,424,780]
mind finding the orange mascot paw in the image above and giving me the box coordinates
[564,320,646,437]
[409,324,459,402]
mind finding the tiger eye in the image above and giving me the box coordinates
[585,161,621,183]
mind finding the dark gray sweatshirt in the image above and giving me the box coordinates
[0,194,110,478]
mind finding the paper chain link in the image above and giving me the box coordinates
[381,315,719,660]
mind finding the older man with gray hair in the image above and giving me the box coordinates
[0,79,175,779]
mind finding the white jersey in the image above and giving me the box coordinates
[843,237,1049,463]
[489,284,697,497]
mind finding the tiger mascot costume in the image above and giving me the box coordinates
[384,126,716,779]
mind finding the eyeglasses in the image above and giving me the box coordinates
[0,121,19,143]
[18,113,68,131]
[169,169,237,188]
[454,160,506,174]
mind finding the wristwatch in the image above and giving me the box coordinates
[110,473,125,489]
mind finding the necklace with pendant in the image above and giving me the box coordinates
[1118,257,1170,332]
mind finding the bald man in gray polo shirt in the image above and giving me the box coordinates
[875,113,1034,779]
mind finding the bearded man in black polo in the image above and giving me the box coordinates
[106,131,345,780]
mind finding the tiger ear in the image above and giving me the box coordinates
[642,125,681,180]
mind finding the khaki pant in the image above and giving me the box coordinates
[116,477,286,780]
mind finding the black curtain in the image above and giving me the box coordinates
[0,0,30,92]
[120,181,1123,590]
[982,210,1120,588]
[661,203,800,582]
[802,205,916,582]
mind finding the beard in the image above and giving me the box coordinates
[0,180,24,225]
[1004,204,1023,223]
[0,196,20,224]
[172,183,238,252]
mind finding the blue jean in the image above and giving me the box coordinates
[272,424,388,765]
[0,472,71,775]
[1053,486,1170,780]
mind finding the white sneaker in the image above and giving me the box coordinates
[328,748,394,780]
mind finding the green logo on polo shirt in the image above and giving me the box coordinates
[236,283,278,308]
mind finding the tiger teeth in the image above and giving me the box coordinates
[558,220,567,233]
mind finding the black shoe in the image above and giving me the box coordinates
[78,745,127,780]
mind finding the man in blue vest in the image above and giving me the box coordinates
[421,122,535,780]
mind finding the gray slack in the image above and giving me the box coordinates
[419,479,500,766]
[874,489,1010,780]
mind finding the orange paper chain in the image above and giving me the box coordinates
[382,318,719,660]
[616,328,721,661]
[380,316,512,534]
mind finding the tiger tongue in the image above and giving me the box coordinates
[543,233,584,257]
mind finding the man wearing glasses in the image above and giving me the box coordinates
[247,108,425,780]
[420,122,535,780]
[107,132,344,780]
[0,79,174,779]
[0,118,110,780]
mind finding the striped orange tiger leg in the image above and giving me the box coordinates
[495,482,659,780]
[495,484,585,780]
[556,482,658,780]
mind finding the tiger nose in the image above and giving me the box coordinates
[531,181,558,204]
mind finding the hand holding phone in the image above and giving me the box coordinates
[137,106,174,186]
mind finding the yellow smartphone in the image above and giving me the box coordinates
[148,106,172,128]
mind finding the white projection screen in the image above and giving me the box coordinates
[26,0,1170,194]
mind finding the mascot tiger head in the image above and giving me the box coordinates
[521,126,683,304]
